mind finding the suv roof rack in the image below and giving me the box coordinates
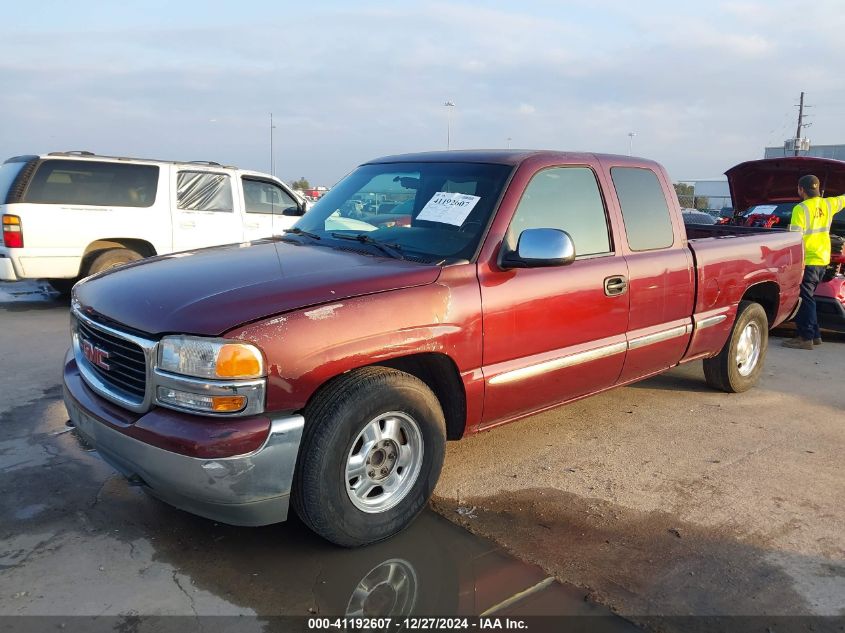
[38,152,237,169]
[48,150,96,156]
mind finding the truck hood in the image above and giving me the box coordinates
[726,156,845,212]
[73,239,441,336]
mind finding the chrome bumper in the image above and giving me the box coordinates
[64,380,305,527]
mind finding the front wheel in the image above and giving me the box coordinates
[292,367,446,547]
[703,301,768,393]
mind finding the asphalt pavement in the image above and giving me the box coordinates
[0,282,632,627]
[2,280,843,630]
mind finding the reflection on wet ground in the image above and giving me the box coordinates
[0,372,633,626]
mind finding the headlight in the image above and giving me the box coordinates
[158,336,264,379]
[154,336,266,416]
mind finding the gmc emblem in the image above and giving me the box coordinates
[81,338,111,371]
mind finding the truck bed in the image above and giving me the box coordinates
[684,222,803,327]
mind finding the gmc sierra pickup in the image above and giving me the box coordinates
[63,151,803,546]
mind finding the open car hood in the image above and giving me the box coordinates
[725,156,845,212]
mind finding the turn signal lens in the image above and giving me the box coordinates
[215,344,263,379]
[156,387,247,413]
[211,395,248,412]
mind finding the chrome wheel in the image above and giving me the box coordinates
[345,412,423,513]
[346,558,418,616]
[735,321,762,377]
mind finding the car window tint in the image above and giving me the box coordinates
[243,179,297,215]
[611,167,674,251]
[177,171,233,212]
[508,166,611,257]
[23,160,159,208]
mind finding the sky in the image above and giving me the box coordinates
[2,0,844,187]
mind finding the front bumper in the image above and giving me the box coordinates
[816,296,845,332]
[63,351,305,526]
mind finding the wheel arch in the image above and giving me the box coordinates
[303,352,468,441]
[375,353,467,441]
[740,281,779,327]
[80,239,157,274]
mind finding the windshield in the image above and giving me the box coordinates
[294,162,513,262]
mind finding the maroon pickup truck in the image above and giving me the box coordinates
[63,151,803,546]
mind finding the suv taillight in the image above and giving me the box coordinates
[2,215,23,248]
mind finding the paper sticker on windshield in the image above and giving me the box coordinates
[750,205,777,215]
[416,192,481,226]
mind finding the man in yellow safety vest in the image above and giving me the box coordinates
[783,174,845,349]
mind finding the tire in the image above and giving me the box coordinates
[47,279,75,297]
[703,301,768,393]
[86,248,142,276]
[292,367,447,547]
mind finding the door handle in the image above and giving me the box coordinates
[245,223,260,229]
[604,275,628,296]
[180,221,196,228]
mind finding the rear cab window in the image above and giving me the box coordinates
[177,171,233,212]
[23,160,159,207]
[611,167,674,251]
[507,166,612,257]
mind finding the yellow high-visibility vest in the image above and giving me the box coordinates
[790,195,845,266]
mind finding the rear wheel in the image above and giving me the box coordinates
[86,248,142,276]
[292,367,446,547]
[703,301,768,393]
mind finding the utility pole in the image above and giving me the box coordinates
[444,101,456,150]
[628,132,637,156]
[793,92,804,157]
[269,113,276,175]
[788,92,812,156]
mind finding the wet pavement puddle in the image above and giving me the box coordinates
[0,386,635,625]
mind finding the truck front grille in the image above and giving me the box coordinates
[74,313,152,408]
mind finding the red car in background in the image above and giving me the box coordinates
[726,157,845,332]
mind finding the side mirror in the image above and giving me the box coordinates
[500,228,576,269]
[282,204,306,217]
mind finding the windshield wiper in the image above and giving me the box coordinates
[283,227,322,240]
[330,232,405,260]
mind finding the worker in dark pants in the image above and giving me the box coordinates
[783,175,845,349]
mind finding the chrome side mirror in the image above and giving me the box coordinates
[500,228,576,269]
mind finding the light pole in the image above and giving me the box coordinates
[444,101,456,150]
[506,137,512,149]
[627,131,637,156]
[270,113,277,176]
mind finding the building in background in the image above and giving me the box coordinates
[764,143,845,160]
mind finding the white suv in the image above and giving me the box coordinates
[0,151,308,293]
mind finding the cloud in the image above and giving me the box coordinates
[0,1,842,185]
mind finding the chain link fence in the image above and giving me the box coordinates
[676,194,733,215]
